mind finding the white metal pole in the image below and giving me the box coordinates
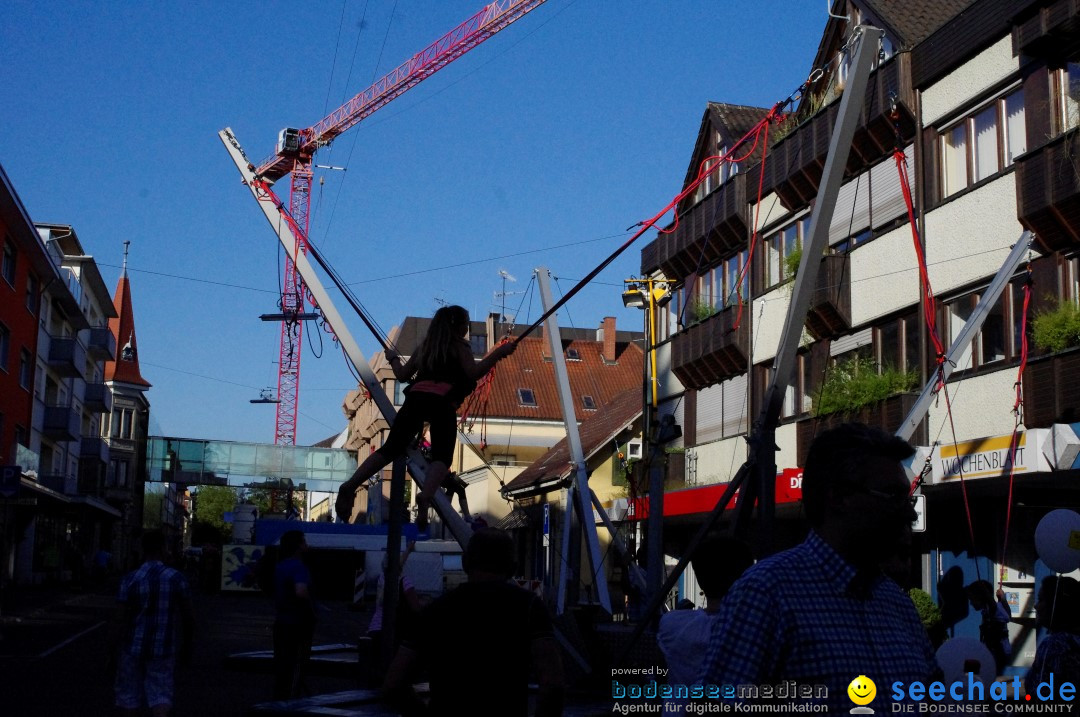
[536,268,612,614]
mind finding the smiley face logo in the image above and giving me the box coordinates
[848,675,876,706]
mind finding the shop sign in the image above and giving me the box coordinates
[932,433,1034,483]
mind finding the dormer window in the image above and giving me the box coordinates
[517,388,537,407]
[582,395,596,410]
[567,348,581,361]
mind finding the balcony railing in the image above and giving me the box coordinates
[671,303,751,389]
[86,327,116,361]
[43,405,80,442]
[47,336,87,378]
[37,473,69,494]
[1022,347,1080,428]
[1014,0,1080,59]
[652,177,748,279]
[754,57,915,211]
[79,436,110,464]
[806,254,852,340]
[795,392,925,466]
[77,470,104,497]
[83,383,113,414]
[1016,130,1080,252]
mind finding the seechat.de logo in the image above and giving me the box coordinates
[848,675,877,714]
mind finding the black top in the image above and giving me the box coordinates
[410,338,476,405]
[407,581,553,715]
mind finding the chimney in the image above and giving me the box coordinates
[600,316,616,362]
[486,312,498,352]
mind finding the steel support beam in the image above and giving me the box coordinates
[895,232,1033,443]
[536,268,611,615]
[219,128,472,547]
[741,25,881,547]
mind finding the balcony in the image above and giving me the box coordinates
[640,239,661,275]
[47,336,87,378]
[77,469,104,498]
[755,58,916,211]
[1016,131,1080,252]
[37,473,69,494]
[1014,0,1080,60]
[43,405,80,441]
[83,383,113,414]
[79,436,110,464]
[1022,347,1080,428]
[794,392,925,466]
[805,254,852,340]
[86,327,116,361]
[652,178,748,279]
[671,304,751,389]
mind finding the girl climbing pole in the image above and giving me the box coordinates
[335,305,515,527]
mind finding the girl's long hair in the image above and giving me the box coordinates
[414,305,468,378]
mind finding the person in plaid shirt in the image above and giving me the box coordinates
[698,423,940,713]
[110,530,195,717]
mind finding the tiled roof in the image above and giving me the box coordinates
[473,337,643,422]
[680,103,770,202]
[709,103,772,145]
[104,275,150,388]
[501,388,643,496]
[862,0,976,47]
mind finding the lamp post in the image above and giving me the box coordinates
[622,278,672,612]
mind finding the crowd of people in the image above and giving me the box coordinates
[104,422,1080,717]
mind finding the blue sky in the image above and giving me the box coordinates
[2,0,826,445]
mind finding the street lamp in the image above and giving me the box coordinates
[623,277,673,612]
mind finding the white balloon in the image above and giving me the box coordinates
[1035,509,1080,574]
[936,637,997,686]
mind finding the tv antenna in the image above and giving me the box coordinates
[496,269,522,323]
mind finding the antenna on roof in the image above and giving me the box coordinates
[497,269,518,323]
[826,0,850,22]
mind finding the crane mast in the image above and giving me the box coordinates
[252,0,546,446]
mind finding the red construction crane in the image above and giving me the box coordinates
[251,0,546,446]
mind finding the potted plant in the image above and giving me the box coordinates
[812,356,918,417]
[1031,299,1080,354]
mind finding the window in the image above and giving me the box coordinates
[26,273,38,314]
[112,408,134,439]
[109,459,129,488]
[393,381,406,406]
[722,250,749,307]
[493,454,516,466]
[943,280,1031,373]
[517,388,536,407]
[0,323,9,372]
[582,395,596,410]
[469,334,486,355]
[19,349,32,389]
[942,124,969,197]
[765,221,803,288]
[567,348,581,361]
[1,239,15,286]
[940,89,1025,198]
[1058,62,1080,133]
[876,312,920,374]
[1065,256,1080,304]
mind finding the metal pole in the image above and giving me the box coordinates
[220,128,472,547]
[380,457,406,669]
[895,232,1033,442]
[743,25,880,548]
[536,268,612,614]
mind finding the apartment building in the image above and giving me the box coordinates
[342,314,643,531]
[0,165,61,588]
[638,0,1080,671]
[9,224,120,585]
